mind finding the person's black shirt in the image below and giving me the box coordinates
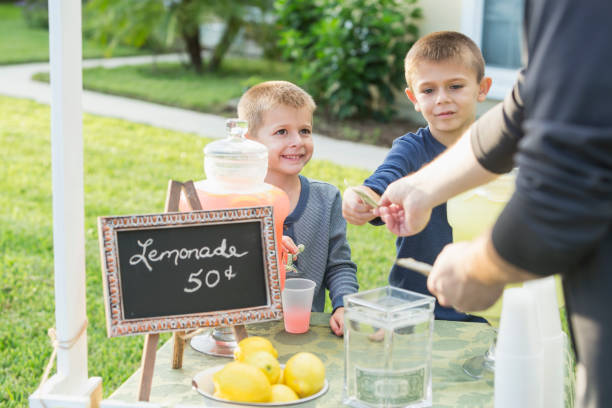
[470,1,612,406]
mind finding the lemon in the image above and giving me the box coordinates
[212,361,271,403]
[234,336,278,361]
[283,352,326,398]
[243,350,281,384]
[270,384,299,402]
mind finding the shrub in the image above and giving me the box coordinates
[276,0,421,121]
[21,0,48,29]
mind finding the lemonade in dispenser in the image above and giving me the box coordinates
[182,119,290,357]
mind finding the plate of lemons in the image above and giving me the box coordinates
[192,336,328,406]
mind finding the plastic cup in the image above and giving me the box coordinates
[495,287,543,408]
[523,277,565,408]
[496,287,542,356]
[523,276,561,337]
[282,278,316,334]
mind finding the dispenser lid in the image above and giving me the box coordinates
[204,119,267,161]
[344,286,434,326]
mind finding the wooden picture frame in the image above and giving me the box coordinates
[98,206,282,338]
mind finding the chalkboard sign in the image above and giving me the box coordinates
[98,206,282,337]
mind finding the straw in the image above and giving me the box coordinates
[395,257,432,276]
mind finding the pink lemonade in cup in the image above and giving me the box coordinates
[282,278,316,334]
[283,308,312,333]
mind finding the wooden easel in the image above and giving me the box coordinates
[137,180,249,401]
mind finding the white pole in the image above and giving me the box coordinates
[29,1,101,402]
[46,0,88,391]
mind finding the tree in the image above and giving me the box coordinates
[85,0,274,73]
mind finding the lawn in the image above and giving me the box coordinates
[0,4,145,65]
[0,95,395,407]
[34,59,295,115]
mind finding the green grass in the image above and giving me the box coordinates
[0,4,145,65]
[34,59,295,114]
[0,95,396,407]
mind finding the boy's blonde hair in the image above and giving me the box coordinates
[237,81,316,136]
[404,31,485,89]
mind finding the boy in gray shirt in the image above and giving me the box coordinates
[238,80,359,336]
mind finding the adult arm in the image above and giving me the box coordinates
[485,1,612,276]
[376,130,498,236]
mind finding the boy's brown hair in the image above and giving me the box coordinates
[237,80,316,136]
[404,31,485,89]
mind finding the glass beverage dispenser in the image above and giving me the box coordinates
[182,119,290,357]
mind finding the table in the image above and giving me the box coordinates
[109,313,501,407]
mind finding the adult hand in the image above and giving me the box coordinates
[375,177,433,237]
[342,186,378,225]
[427,238,505,312]
[329,307,345,336]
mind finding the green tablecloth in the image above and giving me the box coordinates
[109,313,509,407]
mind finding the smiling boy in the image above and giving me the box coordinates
[238,81,359,335]
[342,31,491,321]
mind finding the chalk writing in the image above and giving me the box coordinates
[183,266,236,293]
[128,238,248,272]
[224,266,237,280]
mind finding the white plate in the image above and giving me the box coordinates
[192,364,329,406]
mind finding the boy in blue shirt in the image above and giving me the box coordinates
[342,31,491,321]
[238,80,359,335]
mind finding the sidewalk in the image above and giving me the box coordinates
[0,55,389,171]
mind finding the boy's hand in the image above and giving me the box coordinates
[342,186,379,225]
[281,235,299,256]
[329,307,345,336]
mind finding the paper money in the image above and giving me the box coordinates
[344,179,380,208]
[353,188,380,209]
[355,366,425,405]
